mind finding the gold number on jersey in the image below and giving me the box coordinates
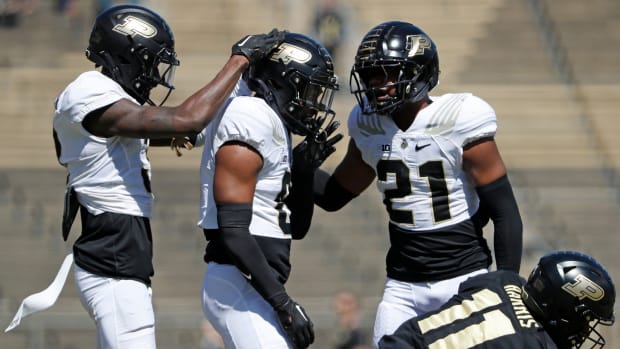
[419,289,516,349]
[376,159,451,225]
[275,170,292,234]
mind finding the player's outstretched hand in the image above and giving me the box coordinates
[231,28,286,65]
[293,117,343,173]
[275,298,314,349]
[170,137,194,157]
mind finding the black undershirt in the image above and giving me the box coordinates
[386,218,492,282]
[73,206,154,285]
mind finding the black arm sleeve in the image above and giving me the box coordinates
[217,202,290,308]
[313,169,358,212]
[285,168,314,240]
[475,175,523,272]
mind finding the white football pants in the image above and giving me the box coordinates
[74,265,156,349]
[372,268,488,348]
[202,262,292,349]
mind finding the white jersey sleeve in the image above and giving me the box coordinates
[347,93,497,231]
[198,96,292,239]
[193,77,251,147]
[53,71,153,217]
[56,71,131,125]
[451,94,497,147]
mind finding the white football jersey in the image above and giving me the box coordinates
[349,93,497,231]
[198,96,292,240]
[193,79,251,147]
[53,71,153,217]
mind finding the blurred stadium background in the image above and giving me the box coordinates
[0,0,618,348]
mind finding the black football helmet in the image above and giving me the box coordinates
[522,251,616,349]
[247,32,339,136]
[350,21,439,115]
[86,4,179,105]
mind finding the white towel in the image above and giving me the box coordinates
[5,253,74,332]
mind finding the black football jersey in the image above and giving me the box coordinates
[378,271,558,348]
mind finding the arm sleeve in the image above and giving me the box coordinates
[475,175,523,272]
[313,169,358,212]
[217,202,289,308]
[285,168,315,240]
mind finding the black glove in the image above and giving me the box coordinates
[293,116,343,173]
[275,298,315,349]
[231,28,286,65]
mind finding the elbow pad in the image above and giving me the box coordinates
[476,175,523,272]
[313,170,358,212]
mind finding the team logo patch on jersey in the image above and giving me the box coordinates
[112,16,158,38]
[414,143,431,151]
[379,144,391,152]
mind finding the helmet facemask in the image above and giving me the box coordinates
[569,307,614,349]
[281,69,338,136]
[350,60,431,115]
[136,45,179,106]
[544,308,612,349]
[117,41,179,106]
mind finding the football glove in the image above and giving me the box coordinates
[231,28,286,65]
[275,298,315,349]
[293,116,343,172]
[170,137,194,157]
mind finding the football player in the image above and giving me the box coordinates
[198,32,342,349]
[52,4,284,349]
[379,250,616,349]
[303,20,523,346]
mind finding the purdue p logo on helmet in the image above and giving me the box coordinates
[111,15,158,38]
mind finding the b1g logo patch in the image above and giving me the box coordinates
[113,16,158,38]
[561,274,605,301]
[270,43,311,64]
[406,35,431,57]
